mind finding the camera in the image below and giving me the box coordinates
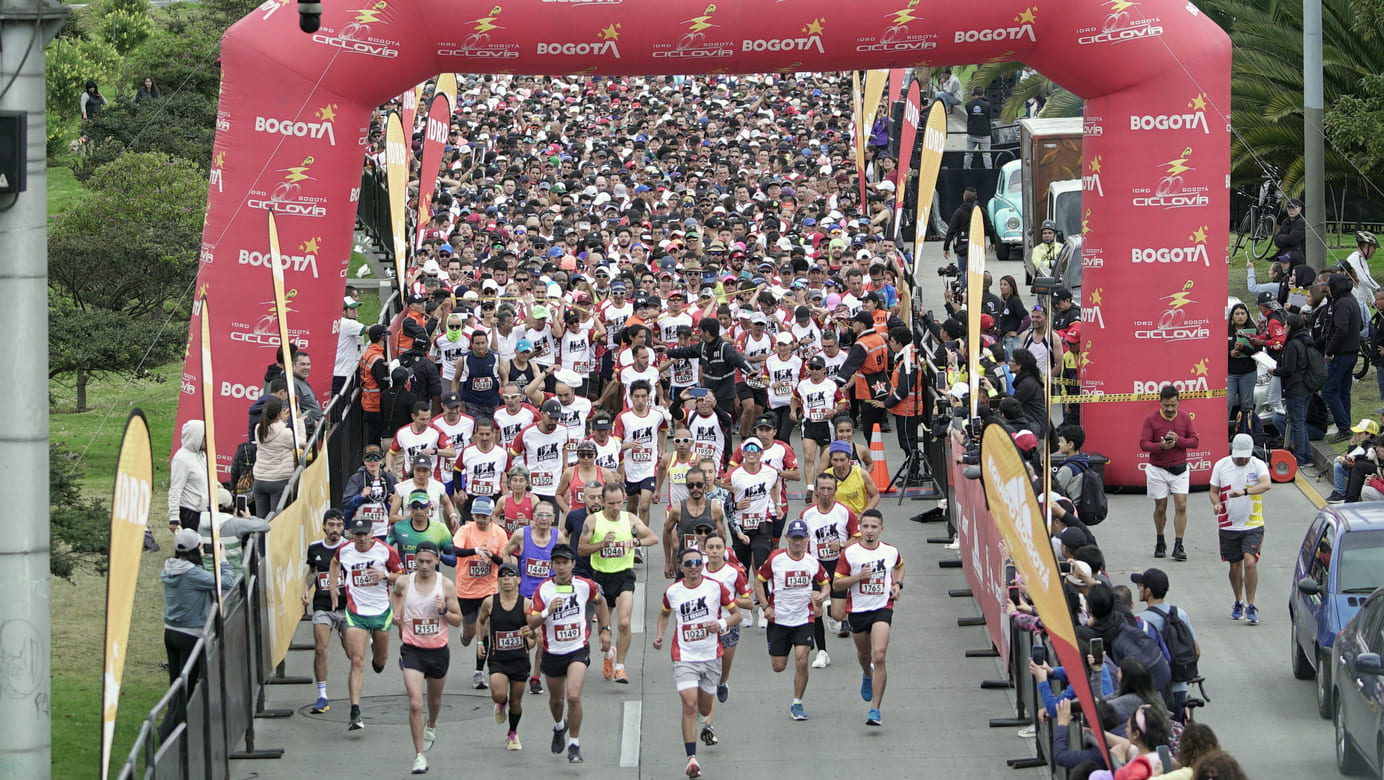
[936,263,960,277]
[235,494,249,514]
[298,0,322,32]
[943,339,960,351]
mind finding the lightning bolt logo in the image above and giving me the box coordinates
[1105,0,1135,11]
[354,1,386,24]
[1082,208,1092,236]
[1162,148,1194,176]
[888,2,921,24]
[282,156,315,184]
[472,6,503,33]
[1165,280,1195,309]
[685,4,718,33]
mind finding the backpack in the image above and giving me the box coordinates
[1149,605,1200,683]
[1111,618,1172,693]
[1069,461,1108,526]
[1303,344,1327,392]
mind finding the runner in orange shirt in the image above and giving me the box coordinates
[452,495,510,689]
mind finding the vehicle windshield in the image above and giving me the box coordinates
[1005,168,1021,195]
[1338,530,1384,593]
[1053,192,1081,238]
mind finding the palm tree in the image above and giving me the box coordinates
[964,63,1082,123]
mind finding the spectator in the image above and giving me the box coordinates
[1272,199,1306,266]
[1132,567,1199,715]
[168,420,208,532]
[80,80,106,120]
[334,296,365,395]
[159,527,233,738]
[1191,750,1248,779]
[963,86,992,169]
[1008,348,1049,439]
[248,378,289,439]
[196,487,270,577]
[1113,704,1171,779]
[290,351,324,437]
[1162,722,1220,779]
[934,68,963,111]
[1226,302,1259,427]
[1138,386,1198,561]
[996,274,1030,360]
[250,396,304,518]
[1326,419,1379,502]
[135,76,160,102]
[1320,272,1362,442]
[1272,313,1314,470]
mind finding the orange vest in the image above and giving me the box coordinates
[852,331,889,400]
[360,343,386,413]
[887,349,927,418]
[397,310,427,354]
[870,309,889,335]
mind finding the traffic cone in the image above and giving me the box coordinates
[870,423,892,493]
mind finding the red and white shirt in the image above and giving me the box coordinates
[530,576,602,654]
[765,354,803,409]
[685,409,726,465]
[794,377,845,423]
[493,404,539,450]
[702,560,752,606]
[798,501,859,562]
[335,539,404,616]
[390,423,450,474]
[619,364,661,410]
[661,578,736,661]
[835,542,903,613]
[431,412,475,482]
[456,443,507,498]
[728,463,780,533]
[756,549,828,627]
[614,409,666,482]
[510,423,570,497]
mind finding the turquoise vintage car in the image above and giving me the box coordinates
[986,159,1024,262]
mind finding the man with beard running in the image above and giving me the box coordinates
[832,509,904,727]
[329,514,406,731]
[304,509,348,713]
[754,518,829,721]
[799,473,860,666]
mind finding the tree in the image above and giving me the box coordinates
[1324,74,1384,183]
[49,303,184,412]
[50,443,112,581]
[73,90,218,179]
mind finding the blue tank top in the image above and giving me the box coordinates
[461,351,500,406]
[518,525,557,598]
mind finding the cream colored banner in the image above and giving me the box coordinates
[911,101,948,278]
[267,212,303,458]
[862,69,888,144]
[265,449,333,665]
[966,206,986,418]
[199,298,227,604]
[386,112,409,295]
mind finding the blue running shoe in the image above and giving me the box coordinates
[790,702,808,721]
[310,696,329,714]
[866,708,882,726]
[1246,604,1259,625]
[1230,601,1244,620]
[861,675,874,703]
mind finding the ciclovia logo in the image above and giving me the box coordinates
[1082,287,1105,329]
[954,6,1036,43]
[439,5,520,58]
[256,0,289,21]
[743,17,826,53]
[255,104,339,145]
[858,1,937,53]
[653,4,733,59]
[1130,93,1210,134]
[1082,244,1104,269]
[247,157,328,220]
[538,23,623,57]
[1083,115,1103,137]
[216,110,230,132]
[1083,155,1104,197]
[1133,279,1212,342]
[1077,0,1162,45]
[312,1,401,58]
[1132,224,1212,267]
[228,291,312,350]
[1131,147,1209,209]
[238,236,323,279]
[209,151,226,194]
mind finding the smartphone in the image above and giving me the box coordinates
[234,494,249,514]
[1008,586,1022,607]
[1031,645,1047,666]
[1157,745,1173,772]
[690,387,709,399]
[1090,637,1104,661]
[1059,560,1072,574]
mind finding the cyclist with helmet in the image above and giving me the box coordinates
[1342,230,1380,337]
[1031,220,1062,279]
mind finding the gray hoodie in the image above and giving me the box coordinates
[168,420,208,526]
[161,556,233,635]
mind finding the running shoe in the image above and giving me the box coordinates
[811,650,831,669]
[423,725,436,752]
[1326,491,1347,504]
[1153,538,1167,559]
[1017,725,1036,739]
[568,744,584,763]
[1230,600,1245,621]
[861,674,874,703]
[371,660,385,674]
[551,723,567,754]
[603,648,615,680]
[700,724,718,746]
[716,683,729,703]
[494,700,506,724]
[310,696,330,714]
[613,667,629,684]
[1172,541,1187,562]
[506,731,522,751]
[742,609,755,629]
[866,708,882,727]
[789,702,808,721]
[757,608,767,628]
[686,755,702,778]
[529,676,544,695]
[411,753,428,774]
[348,705,363,731]
[1246,604,1260,625]
[473,670,488,689]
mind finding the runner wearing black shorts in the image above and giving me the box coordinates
[388,543,461,775]
[477,563,534,751]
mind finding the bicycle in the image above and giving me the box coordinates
[1230,168,1283,261]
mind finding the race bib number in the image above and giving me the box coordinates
[680,623,711,643]
[632,448,653,463]
[351,569,374,587]
[470,481,494,495]
[525,558,551,579]
[554,623,582,642]
[808,408,831,422]
[860,576,886,595]
[785,572,811,589]
[473,377,494,392]
[673,367,695,385]
[532,472,555,488]
[822,539,841,558]
[404,553,417,571]
[740,513,764,531]
[316,571,343,590]
[359,504,388,534]
[746,373,767,389]
[600,544,627,559]
[682,534,699,550]
[469,559,492,577]
[411,617,441,636]
[694,443,719,460]
[495,629,525,652]
[574,360,593,374]
[772,381,791,396]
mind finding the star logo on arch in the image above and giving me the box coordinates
[1188,93,1207,112]
[1088,155,1102,174]
[317,104,338,122]
[1090,288,1103,306]
[1192,358,1208,377]
[803,17,825,35]
[1188,225,1208,244]
[600,23,621,41]
[1015,6,1036,24]
[300,236,322,254]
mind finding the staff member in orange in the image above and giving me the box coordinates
[360,324,392,447]
[398,293,430,354]
[884,327,928,486]
[452,495,510,690]
[837,311,890,440]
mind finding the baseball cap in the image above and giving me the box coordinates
[742,439,764,454]
[808,356,826,370]
[749,312,768,326]
[174,528,202,552]
[349,515,373,534]
[541,398,563,416]
[1131,567,1170,598]
[551,543,577,560]
[947,382,969,399]
[1256,291,1276,306]
[407,292,427,305]
[442,390,463,408]
[343,296,361,309]
[576,440,597,454]
[1064,560,1093,586]
[368,324,389,341]
[1053,288,1073,302]
[785,519,810,538]
[471,496,495,516]
[852,311,875,327]
[592,417,613,431]
[411,454,432,470]
[497,561,520,577]
[1058,526,1091,550]
[1352,419,1381,436]
[516,339,534,352]
[775,332,794,345]
[1231,432,1254,458]
[795,305,812,320]
[754,415,776,430]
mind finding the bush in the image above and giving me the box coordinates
[121,27,222,100]
[45,35,121,123]
[72,90,217,180]
[104,8,154,54]
[50,443,111,581]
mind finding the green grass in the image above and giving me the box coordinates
[48,164,87,221]
[50,362,184,777]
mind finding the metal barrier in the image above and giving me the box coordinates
[355,161,394,265]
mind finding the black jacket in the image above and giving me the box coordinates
[1322,273,1362,358]
[1052,303,1081,331]
[965,97,992,137]
[1371,310,1384,368]
[1275,329,1314,399]
[943,201,998,254]
[666,337,751,403]
[1011,371,1049,437]
[1273,214,1307,266]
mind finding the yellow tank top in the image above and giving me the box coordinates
[833,466,868,515]
[589,510,636,573]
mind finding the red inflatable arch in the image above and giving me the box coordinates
[179,0,1231,487]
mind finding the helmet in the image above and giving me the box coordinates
[1040,220,1057,233]
[1357,230,1379,248]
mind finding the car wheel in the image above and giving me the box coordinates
[1319,650,1335,719]
[1292,622,1315,680]
[1339,697,1370,775]
[995,243,1010,262]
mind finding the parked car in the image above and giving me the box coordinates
[1329,586,1384,775]
[986,159,1023,262]
[1292,503,1384,721]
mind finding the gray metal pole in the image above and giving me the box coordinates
[0,0,68,777]
[1304,0,1326,267]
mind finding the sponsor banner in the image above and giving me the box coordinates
[980,425,1110,768]
[912,99,947,273]
[862,69,888,147]
[1075,0,1162,46]
[265,449,332,665]
[199,296,228,608]
[950,441,1009,670]
[966,205,985,418]
[893,81,921,237]
[268,212,304,455]
[887,68,905,123]
[414,93,452,251]
[852,70,867,208]
[434,72,457,112]
[400,84,419,138]
[386,111,409,296]
[101,411,152,780]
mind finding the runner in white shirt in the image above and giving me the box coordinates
[657,291,695,345]
[818,331,848,384]
[432,314,472,385]
[493,382,539,450]
[387,403,455,480]
[683,390,729,468]
[665,325,701,423]
[764,334,803,444]
[619,344,665,410]
[431,393,475,491]
[455,418,509,518]
[793,356,849,491]
[550,378,594,466]
[586,415,623,472]
[614,379,667,524]
[753,519,828,722]
[799,474,860,666]
[329,516,407,731]
[789,307,822,361]
[509,399,571,501]
[653,545,742,779]
[699,532,753,705]
[390,457,459,532]
[831,509,904,727]
[555,311,603,396]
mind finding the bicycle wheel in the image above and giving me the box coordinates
[1250,214,1277,261]
[1230,211,1251,260]
[1356,343,1371,380]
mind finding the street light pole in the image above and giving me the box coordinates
[1304,0,1326,268]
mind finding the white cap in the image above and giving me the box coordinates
[775,332,794,345]
[947,382,969,399]
[857,249,873,260]
[422,259,443,276]
[1231,433,1254,458]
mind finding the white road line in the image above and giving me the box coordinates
[619,700,642,768]
[630,581,645,634]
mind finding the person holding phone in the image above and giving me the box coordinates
[195,487,270,578]
[1138,386,1199,561]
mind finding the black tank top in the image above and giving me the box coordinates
[676,499,714,554]
[489,592,529,659]
[509,361,536,389]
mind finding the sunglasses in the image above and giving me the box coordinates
[673,437,692,444]
[686,481,705,489]
[502,393,522,399]
[681,559,704,568]
[579,451,595,458]
[364,454,382,462]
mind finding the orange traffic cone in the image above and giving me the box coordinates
[870,423,892,493]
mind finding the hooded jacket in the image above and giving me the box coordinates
[162,556,233,635]
[1275,327,1315,399]
[1323,273,1362,357]
[168,420,207,526]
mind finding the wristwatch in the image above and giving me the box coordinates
[599,625,612,632]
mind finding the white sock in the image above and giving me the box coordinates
[316,681,327,698]
[555,719,566,731]
[614,663,625,672]
[569,737,580,747]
